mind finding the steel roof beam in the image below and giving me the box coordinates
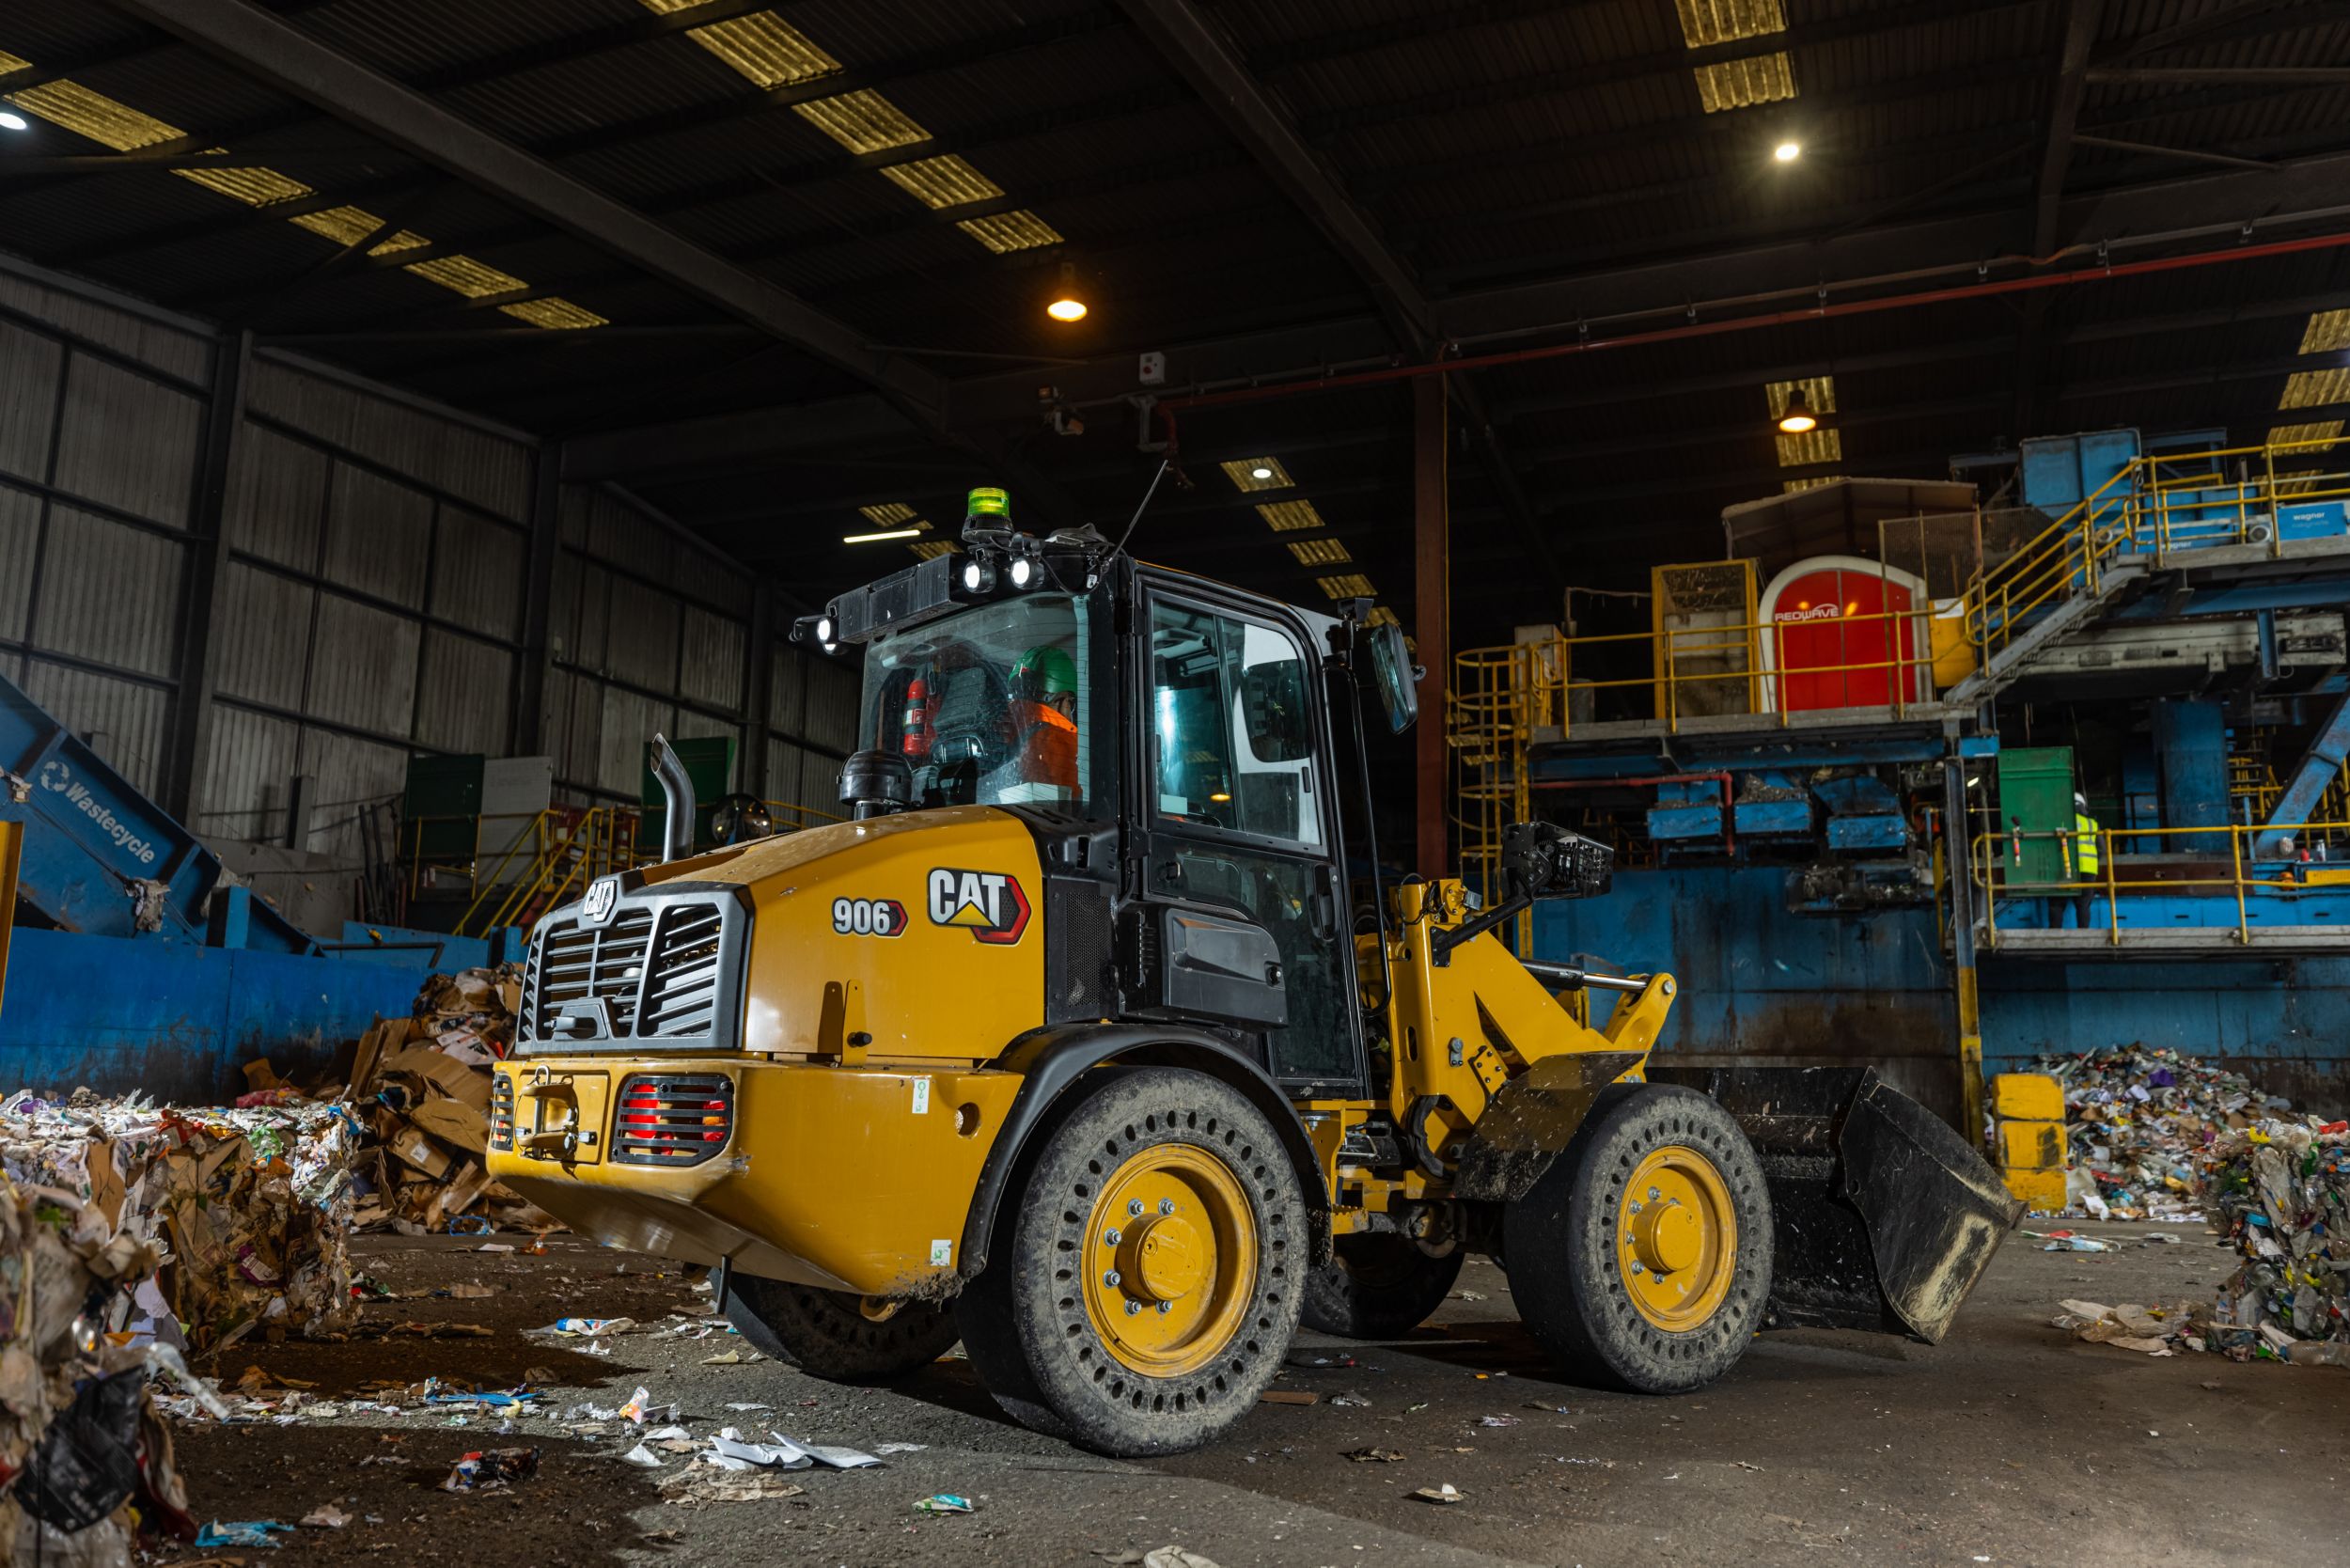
[101,0,948,429]
[1110,0,1563,590]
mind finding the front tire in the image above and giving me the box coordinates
[958,1067,1304,1456]
[1299,1233,1464,1339]
[724,1275,960,1383]
[1505,1084,1770,1394]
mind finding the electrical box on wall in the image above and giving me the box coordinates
[1137,351,1166,386]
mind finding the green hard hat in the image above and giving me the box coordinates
[1012,645,1078,696]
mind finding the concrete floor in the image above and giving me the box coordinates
[156,1221,2345,1567]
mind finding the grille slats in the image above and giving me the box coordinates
[523,893,739,1048]
[612,1073,735,1166]
[489,1074,515,1152]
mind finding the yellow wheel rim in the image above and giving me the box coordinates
[1617,1144,1736,1331]
[1080,1143,1257,1378]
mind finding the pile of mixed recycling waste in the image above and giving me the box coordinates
[2042,1046,2349,1368]
[2038,1045,2289,1221]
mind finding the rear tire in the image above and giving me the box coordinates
[724,1275,960,1383]
[957,1067,1304,1456]
[1505,1084,1770,1394]
[1299,1233,1464,1339]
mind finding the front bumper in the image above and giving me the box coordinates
[487,1057,1023,1297]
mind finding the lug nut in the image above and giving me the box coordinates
[1156,1301,1171,1315]
[1103,1269,1120,1288]
[1649,1185,1662,1201]
[1128,1200,1145,1216]
[1104,1229,1122,1246]
[1158,1199,1175,1215]
[1124,1299,1141,1316]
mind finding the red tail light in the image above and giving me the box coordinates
[611,1074,735,1167]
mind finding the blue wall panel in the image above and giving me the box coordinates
[0,928,421,1103]
[1534,867,2350,1121]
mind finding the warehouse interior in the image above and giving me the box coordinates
[2,2,2347,1564]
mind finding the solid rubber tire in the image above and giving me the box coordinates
[956,1066,1305,1456]
[1503,1083,1771,1394]
[724,1274,961,1383]
[1298,1232,1465,1339]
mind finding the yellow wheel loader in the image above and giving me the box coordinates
[486,494,2019,1457]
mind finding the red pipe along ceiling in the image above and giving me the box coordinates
[1151,227,2350,448]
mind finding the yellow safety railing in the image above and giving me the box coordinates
[1969,818,2350,949]
[1967,433,2350,662]
[764,799,848,833]
[453,807,644,935]
[1447,432,2350,872]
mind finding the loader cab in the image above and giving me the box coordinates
[816,532,1402,1101]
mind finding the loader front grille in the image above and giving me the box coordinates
[612,1073,735,1166]
[517,885,746,1053]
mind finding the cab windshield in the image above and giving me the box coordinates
[856,592,1108,812]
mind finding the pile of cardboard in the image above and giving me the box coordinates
[0,1090,356,1355]
[344,964,556,1236]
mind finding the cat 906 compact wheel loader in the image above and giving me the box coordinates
[485,491,2021,1457]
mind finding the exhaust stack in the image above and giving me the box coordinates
[650,733,696,862]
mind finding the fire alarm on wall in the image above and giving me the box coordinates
[1137,351,1166,387]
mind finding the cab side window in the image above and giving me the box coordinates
[1150,603,1322,846]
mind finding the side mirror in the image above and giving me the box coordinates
[1238,659,1311,762]
[1501,821,1612,902]
[1363,620,1418,734]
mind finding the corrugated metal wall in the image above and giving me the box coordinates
[0,253,855,885]
[0,267,211,802]
[204,355,536,865]
[545,485,856,814]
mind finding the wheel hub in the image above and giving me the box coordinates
[1120,1214,1205,1303]
[1617,1144,1737,1331]
[1080,1143,1256,1376]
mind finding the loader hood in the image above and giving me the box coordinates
[521,806,1047,1060]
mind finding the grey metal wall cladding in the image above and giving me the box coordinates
[196,703,299,843]
[20,659,171,797]
[0,321,64,481]
[0,274,211,384]
[768,644,808,734]
[307,593,419,735]
[322,461,432,608]
[51,353,203,528]
[225,422,329,568]
[246,359,364,450]
[546,547,583,657]
[804,657,861,753]
[571,560,614,670]
[414,629,513,755]
[680,604,746,712]
[676,542,752,617]
[560,670,603,788]
[584,491,671,581]
[536,665,575,767]
[766,738,810,811]
[32,507,183,678]
[431,508,525,639]
[0,486,37,642]
[597,684,669,796]
[320,391,528,524]
[557,486,591,551]
[296,725,410,862]
[214,563,315,711]
[603,577,681,692]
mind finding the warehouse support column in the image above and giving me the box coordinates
[164,329,250,821]
[1946,753,1984,1140]
[744,580,776,801]
[1415,375,1449,881]
[512,446,561,756]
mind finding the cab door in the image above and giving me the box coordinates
[1130,587,1366,1097]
